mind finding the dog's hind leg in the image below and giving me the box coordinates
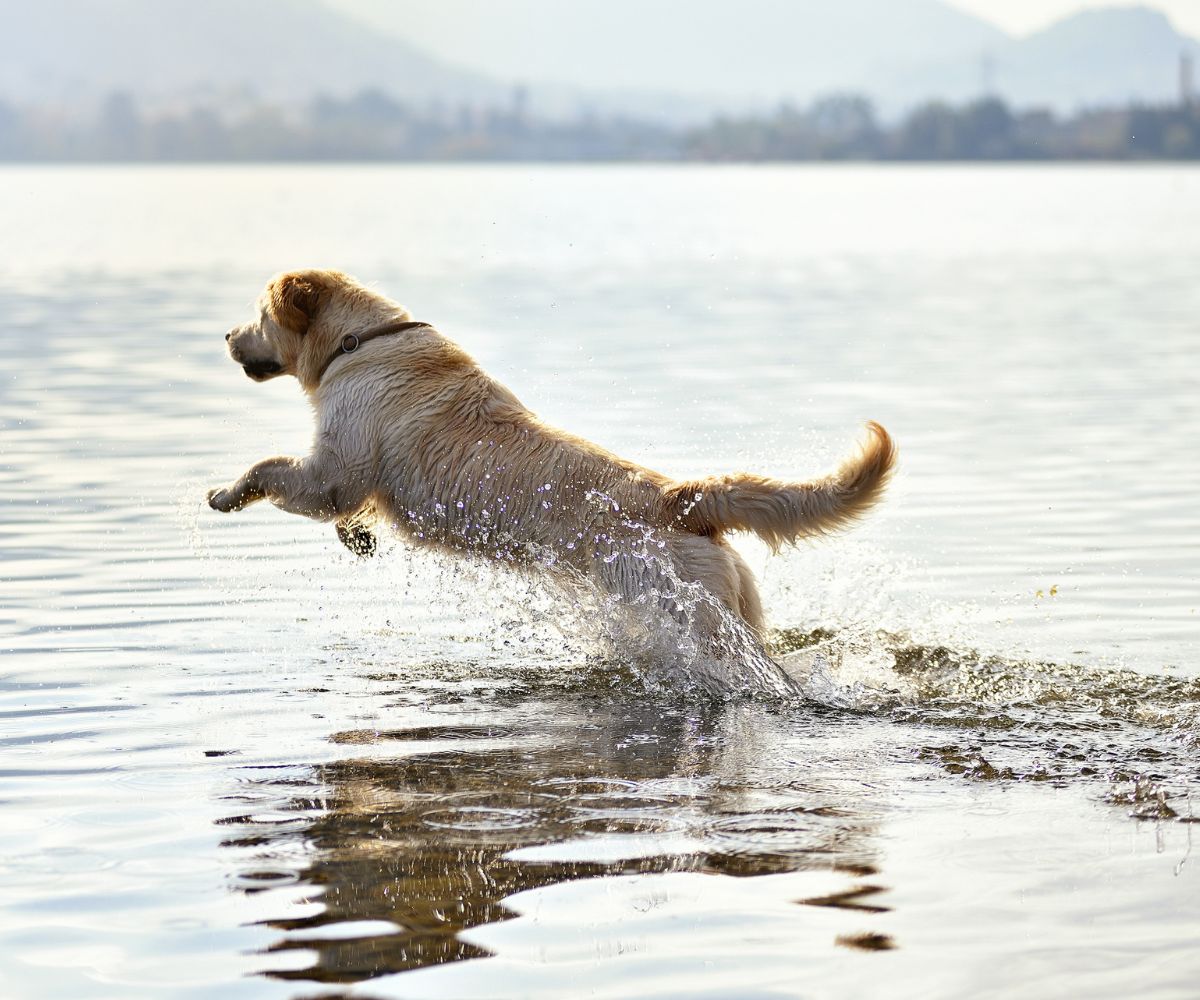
[590,529,759,650]
[588,529,795,695]
[717,537,765,634]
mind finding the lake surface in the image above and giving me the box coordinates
[1,164,1198,999]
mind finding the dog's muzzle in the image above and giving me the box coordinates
[242,360,283,380]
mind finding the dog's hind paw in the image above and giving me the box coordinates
[336,522,377,558]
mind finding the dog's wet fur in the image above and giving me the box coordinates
[210,269,896,650]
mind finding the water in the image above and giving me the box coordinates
[1,164,1198,999]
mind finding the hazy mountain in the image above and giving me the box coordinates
[998,7,1200,109]
[887,6,1200,110]
[337,0,1199,115]
[0,0,501,109]
[0,0,1195,122]
[337,0,1006,114]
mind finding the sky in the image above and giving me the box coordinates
[330,1,1200,41]
[945,0,1200,36]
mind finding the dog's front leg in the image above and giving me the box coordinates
[208,455,359,522]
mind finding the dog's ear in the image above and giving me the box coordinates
[269,271,327,335]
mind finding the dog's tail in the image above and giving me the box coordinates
[666,422,897,550]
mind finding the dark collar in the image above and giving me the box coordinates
[316,318,432,383]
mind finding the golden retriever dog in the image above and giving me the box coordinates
[209,269,896,663]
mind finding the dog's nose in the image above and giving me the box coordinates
[225,331,233,342]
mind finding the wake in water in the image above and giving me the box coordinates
[774,624,1200,739]
[771,625,1199,820]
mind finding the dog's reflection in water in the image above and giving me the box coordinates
[216,695,889,985]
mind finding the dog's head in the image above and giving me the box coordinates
[224,269,410,390]
[224,270,334,383]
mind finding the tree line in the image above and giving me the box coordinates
[1,90,1198,161]
[685,95,1200,160]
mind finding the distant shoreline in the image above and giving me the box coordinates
[3,92,1198,164]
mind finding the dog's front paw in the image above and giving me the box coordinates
[337,522,377,558]
[207,487,242,513]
